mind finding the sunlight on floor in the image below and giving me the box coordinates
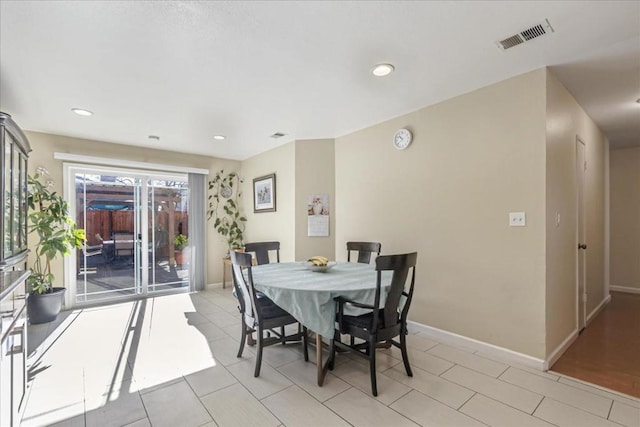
[23,293,219,426]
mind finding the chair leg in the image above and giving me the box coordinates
[247,329,256,346]
[369,340,378,396]
[254,328,264,377]
[302,326,309,362]
[281,326,285,344]
[328,333,337,371]
[237,320,247,358]
[400,327,413,377]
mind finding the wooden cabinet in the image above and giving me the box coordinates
[0,112,31,426]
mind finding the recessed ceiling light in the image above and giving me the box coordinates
[148,135,160,141]
[371,63,395,77]
[213,135,226,140]
[71,108,93,116]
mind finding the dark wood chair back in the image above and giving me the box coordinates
[230,250,308,377]
[346,241,381,264]
[244,241,280,265]
[374,252,417,335]
[230,251,257,327]
[331,251,417,396]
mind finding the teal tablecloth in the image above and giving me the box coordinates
[250,262,391,338]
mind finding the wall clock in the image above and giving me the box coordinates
[220,185,233,198]
[393,128,412,150]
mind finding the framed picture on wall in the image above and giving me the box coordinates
[253,173,276,213]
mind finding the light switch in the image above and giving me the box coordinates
[509,212,526,227]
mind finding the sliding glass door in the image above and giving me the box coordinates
[70,165,189,305]
[147,178,190,292]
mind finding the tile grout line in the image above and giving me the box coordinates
[499,370,617,421]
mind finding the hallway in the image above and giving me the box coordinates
[552,292,640,399]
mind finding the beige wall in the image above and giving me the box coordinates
[24,131,239,287]
[610,147,640,290]
[240,142,296,261]
[294,139,335,261]
[544,70,608,357]
[239,139,336,262]
[335,69,548,358]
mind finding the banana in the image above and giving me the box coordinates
[307,255,329,266]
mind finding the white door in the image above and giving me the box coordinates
[576,137,587,331]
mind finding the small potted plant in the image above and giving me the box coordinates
[27,168,86,324]
[174,233,189,266]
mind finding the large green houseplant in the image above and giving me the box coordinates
[207,170,247,253]
[27,168,86,323]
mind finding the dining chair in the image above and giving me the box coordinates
[346,241,382,264]
[243,241,280,265]
[230,251,308,377]
[240,241,281,345]
[329,251,417,396]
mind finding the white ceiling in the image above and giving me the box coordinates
[1,1,638,160]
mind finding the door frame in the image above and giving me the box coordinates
[62,162,190,308]
[576,136,587,331]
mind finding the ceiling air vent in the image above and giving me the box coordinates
[496,19,554,51]
[270,132,286,139]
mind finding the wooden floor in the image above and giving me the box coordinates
[552,291,640,398]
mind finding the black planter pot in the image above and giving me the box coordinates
[28,287,67,324]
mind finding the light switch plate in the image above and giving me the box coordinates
[509,212,526,227]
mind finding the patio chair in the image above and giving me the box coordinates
[230,250,308,377]
[329,252,417,396]
[113,232,135,257]
[346,241,381,264]
[79,242,106,273]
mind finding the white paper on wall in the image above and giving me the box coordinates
[307,194,329,237]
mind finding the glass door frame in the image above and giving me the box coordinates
[63,162,190,308]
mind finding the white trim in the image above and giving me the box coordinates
[586,294,611,326]
[610,285,640,294]
[62,163,74,309]
[407,321,546,371]
[545,328,579,371]
[54,152,209,175]
[604,140,610,297]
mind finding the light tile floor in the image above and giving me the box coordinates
[22,286,640,427]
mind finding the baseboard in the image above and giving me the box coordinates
[610,285,640,294]
[586,294,611,326]
[206,282,224,290]
[407,320,546,371]
[544,328,578,371]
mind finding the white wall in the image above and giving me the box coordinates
[610,146,640,291]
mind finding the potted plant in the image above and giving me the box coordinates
[27,168,86,324]
[174,233,189,266]
[208,170,247,254]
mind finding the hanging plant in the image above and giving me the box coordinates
[207,170,247,252]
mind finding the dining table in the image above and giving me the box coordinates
[250,261,392,386]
